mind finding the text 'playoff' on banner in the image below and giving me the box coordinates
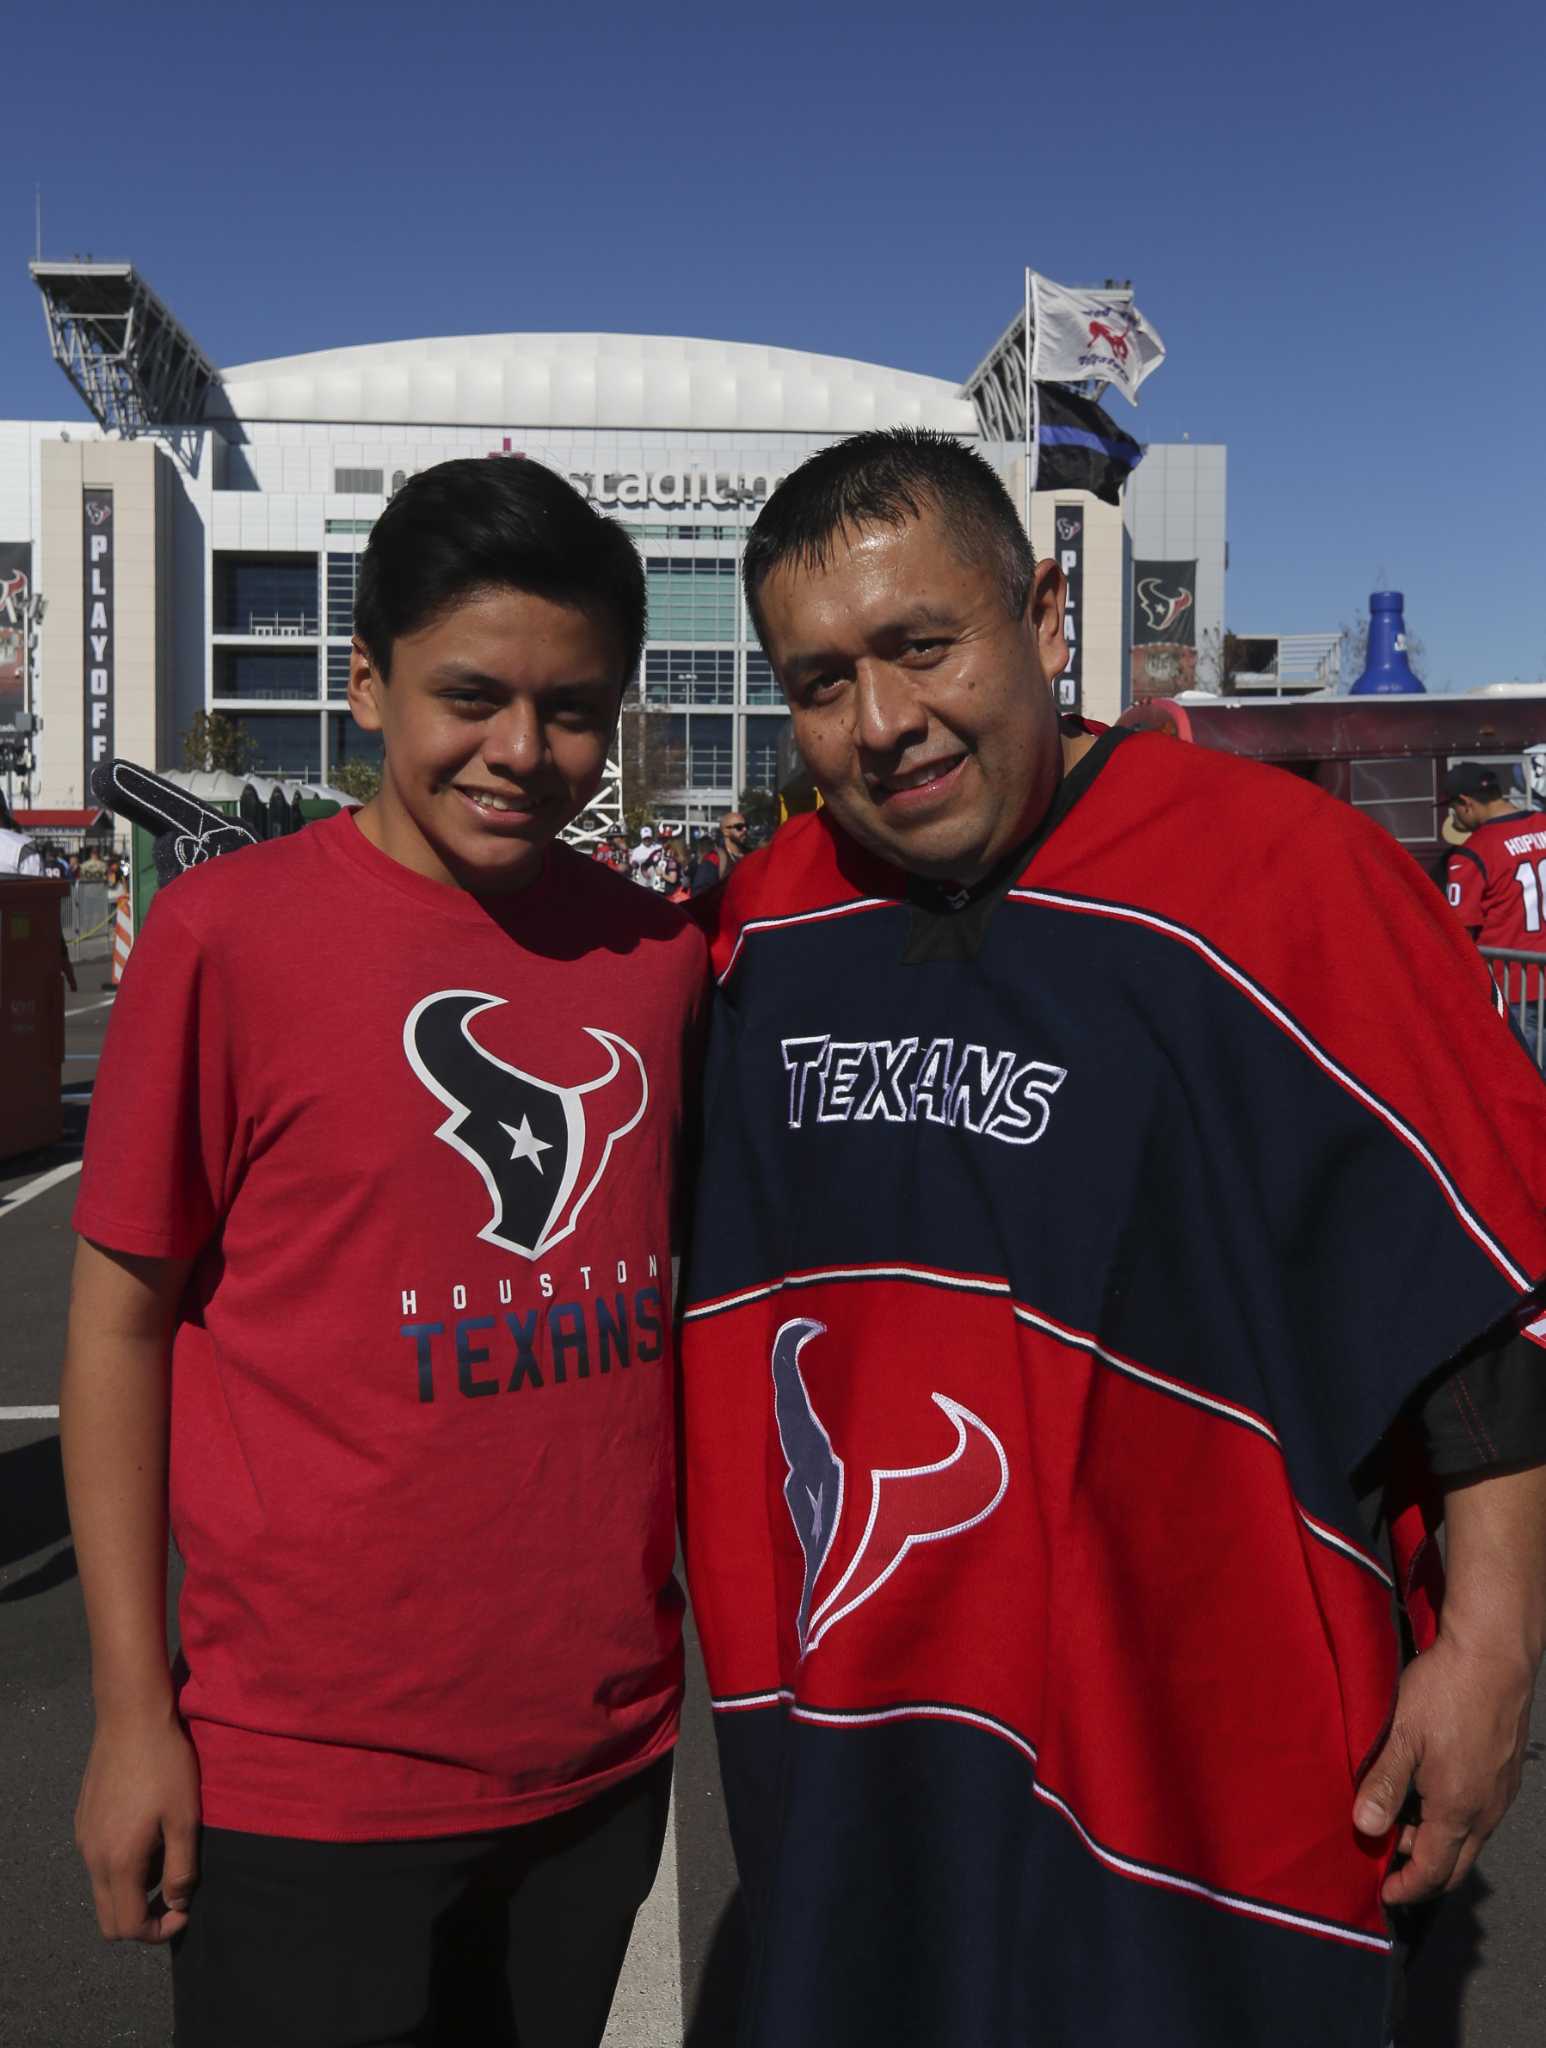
[82,489,115,794]
[1054,503,1083,715]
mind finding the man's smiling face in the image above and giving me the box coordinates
[756,505,1069,885]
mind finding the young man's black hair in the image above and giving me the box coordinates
[354,457,646,682]
[740,428,1037,648]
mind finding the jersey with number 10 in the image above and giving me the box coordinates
[1445,807,1546,955]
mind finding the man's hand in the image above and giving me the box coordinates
[1354,1633,1536,1905]
[75,1707,201,1941]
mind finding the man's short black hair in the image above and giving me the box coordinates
[354,457,645,682]
[741,429,1036,648]
[1444,761,1504,804]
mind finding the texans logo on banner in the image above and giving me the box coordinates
[1137,579,1192,637]
[405,991,647,1260]
[1131,560,1198,648]
[773,1317,1008,1657]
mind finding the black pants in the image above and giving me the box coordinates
[172,1754,672,2048]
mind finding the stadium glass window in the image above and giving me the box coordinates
[214,555,320,636]
[328,712,384,774]
[652,713,689,789]
[686,714,734,790]
[643,649,735,707]
[334,468,385,495]
[326,646,353,699]
[643,557,738,642]
[229,714,323,779]
[745,651,781,705]
[625,523,742,542]
[327,553,365,636]
[745,716,793,793]
[213,649,320,702]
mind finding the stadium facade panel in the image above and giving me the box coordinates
[0,335,1224,815]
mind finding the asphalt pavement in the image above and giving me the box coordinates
[1,990,1542,2044]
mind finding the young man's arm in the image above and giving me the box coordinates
[1354,1461,1546,1901]
[60,1238,199,1943]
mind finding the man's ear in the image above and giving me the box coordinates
[1025,557,1068,685]
[349,638,385,731]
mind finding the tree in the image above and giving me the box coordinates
[618,697,684,830]
[738,785,778,840]
[181,709,255,775]
[1194,629,1256,695]
[328,758,382,803]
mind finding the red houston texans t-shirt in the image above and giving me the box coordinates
[75,810,708,1840]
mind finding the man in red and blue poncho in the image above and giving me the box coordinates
[680,430,1546,2047]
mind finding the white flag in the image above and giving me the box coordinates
[1029,273,1166,407]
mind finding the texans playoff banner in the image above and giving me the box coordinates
[1131,560,1197,647]
[1053,504,1083,713]
[83,490,115,792]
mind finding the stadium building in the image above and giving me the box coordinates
[0,265,1226,820]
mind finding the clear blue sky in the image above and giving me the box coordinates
[4,0,1542,689]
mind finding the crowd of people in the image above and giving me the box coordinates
[588,811,753,898]
[0,797,126,885]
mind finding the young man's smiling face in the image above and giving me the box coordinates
[349,585,625,894]
[755,505,1070,885]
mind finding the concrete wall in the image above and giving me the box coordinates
[1124,442,1227,692]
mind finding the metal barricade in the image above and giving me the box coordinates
[1480,948,1546,1070]
[60,880,113,966]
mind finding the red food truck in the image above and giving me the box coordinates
[1117,689,1546,875]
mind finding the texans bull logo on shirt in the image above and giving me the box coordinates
[772,1316,1008,1657]
[404,990,647,1260]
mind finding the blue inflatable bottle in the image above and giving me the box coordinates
[1349,591,1424,695]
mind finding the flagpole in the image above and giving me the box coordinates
[1022,266,1033,532]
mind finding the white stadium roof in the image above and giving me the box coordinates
[212,332,978,436]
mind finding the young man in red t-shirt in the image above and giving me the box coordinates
[1444,760,1546,1003]
[61,458,707,2048]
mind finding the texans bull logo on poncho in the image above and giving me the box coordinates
[772,1317,1008,1657]
[405,990,647,1261]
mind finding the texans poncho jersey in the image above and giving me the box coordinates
[680,728,1546,2048]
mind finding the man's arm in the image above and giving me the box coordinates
[1444,846,1487,936]
[1354,1461,1546,1902]
[60,1238,200,1943]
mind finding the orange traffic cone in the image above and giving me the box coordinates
[111,889,134,986]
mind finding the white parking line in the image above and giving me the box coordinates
[0,1158,83,1217]
[68,996,116,1015]
[0,1405,59,1421]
